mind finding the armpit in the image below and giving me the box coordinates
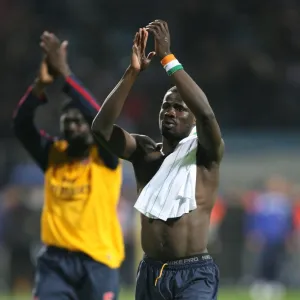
[130,134,157,161]
[134,135,157,152]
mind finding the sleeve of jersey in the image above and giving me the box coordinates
[63,75,119,170]
[12,86,54,171]
[63,74,100,122]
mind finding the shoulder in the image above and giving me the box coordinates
[129,134,158,162]
[132,134,158,153]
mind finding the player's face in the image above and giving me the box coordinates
[60,108,93,145]
[159,90,195,140]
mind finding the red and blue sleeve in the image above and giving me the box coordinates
[63,75,100,123]
[63,75,119,170]
[12,87,54,172]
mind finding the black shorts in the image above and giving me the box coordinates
[135,254,219,300]
[33,246,119,300]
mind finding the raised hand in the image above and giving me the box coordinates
[131,28,155,72]
[38,57,54,85]
[32,57,54,97]
[146,20,171,59]
[40,31,71,78]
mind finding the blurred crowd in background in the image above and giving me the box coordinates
[2,0,300,136]
[1,0,300,296]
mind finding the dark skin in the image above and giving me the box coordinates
[92,22,224,260]
[60,108,94,158]
[37,32,93,159]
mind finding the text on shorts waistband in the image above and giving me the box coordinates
[166,254,212,265]
[144,253,212,266]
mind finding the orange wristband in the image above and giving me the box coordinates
[161,54,176,67]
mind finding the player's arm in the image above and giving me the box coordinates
[12,62,54,171]
[91,29,156,160]
[40,31,118,169]
[91,67,139,160]
[147,20,223,163]
[172,68,223,163]
[62,75,99,126]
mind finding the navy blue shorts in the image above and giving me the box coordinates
[33,246,119,300]
[135,254,219,300]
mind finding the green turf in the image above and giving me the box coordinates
[3,289,300,300]
[119,289,300,300]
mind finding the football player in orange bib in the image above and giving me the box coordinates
[13,32,124,300]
